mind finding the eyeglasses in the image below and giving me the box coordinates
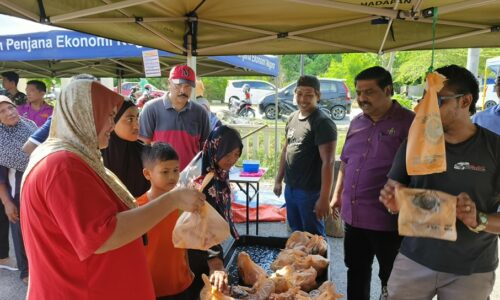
[437,94,463,107]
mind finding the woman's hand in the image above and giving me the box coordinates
[3,200,18,223]
[169,187,206,212]
[456,192,478,228]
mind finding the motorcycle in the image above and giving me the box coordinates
[137,88,165,108]
[229,97,256,118]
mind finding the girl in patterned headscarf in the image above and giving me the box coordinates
[188,125,243,295]
[20,80,204,300]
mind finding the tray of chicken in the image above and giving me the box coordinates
[200,231,342,299]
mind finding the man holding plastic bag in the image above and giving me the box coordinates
[380,65,500,300]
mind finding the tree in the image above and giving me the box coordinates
[322,53,382,93]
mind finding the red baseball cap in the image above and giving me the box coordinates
[169,65,196,88]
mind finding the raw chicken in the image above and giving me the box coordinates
[248,277,275,300]
[200,274,235,300]
[270,274,293,294]
[294,254,330,276]
[271,249,308,271]
[275,265,318,292]
[312,281,343,300]
[238,251,268,286]
[285,231,311,251]
[269,286,301,300]
[285,231,328,256]
[305,235,328,256]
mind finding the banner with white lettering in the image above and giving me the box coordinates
[0,30,173,61]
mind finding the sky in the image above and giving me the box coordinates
[0,14,64,35]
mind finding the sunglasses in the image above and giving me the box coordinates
[437,94,464,107]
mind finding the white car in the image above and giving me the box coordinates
[224,80,276,105]
[478,82,498,109]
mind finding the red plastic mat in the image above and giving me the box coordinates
[231,202,286,223]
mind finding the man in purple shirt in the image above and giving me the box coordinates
[17,80,53,127]
[331,66,414,300]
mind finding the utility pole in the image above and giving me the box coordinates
[466,48,481,78]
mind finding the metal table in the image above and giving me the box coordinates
[229,168,266,235]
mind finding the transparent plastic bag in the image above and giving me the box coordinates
[178,152,203,189]
[173,155,231,250]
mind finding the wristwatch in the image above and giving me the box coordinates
[468,211,488,233]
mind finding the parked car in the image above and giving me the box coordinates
[258,78,351,120]
[224,79,275,105]
[477,82,498,110]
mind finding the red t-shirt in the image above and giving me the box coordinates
[136,193,193,297]
[20,151,155,300]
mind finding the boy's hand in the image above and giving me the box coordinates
[169,188,205,212]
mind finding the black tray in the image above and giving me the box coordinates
[223,235,331,286]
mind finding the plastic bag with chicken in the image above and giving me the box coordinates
[237,251,268,286]
[172,170,231,250]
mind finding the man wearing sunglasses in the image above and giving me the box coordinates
[380,65,500,300]
[471,76,500,135]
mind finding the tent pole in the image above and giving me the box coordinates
[274,74,279,178]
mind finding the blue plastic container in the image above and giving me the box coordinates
[242,160,260,173]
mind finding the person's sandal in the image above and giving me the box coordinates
[0,258,18,271]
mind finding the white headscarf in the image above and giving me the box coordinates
[22,80,136,209]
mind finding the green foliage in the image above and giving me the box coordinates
[322,53,382,93]
[392,94,414,110]
[280,54,339,83]
[201,77,228,101]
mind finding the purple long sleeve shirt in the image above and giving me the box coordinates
[340,101,415,231]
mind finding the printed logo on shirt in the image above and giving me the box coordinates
[453,162,486,172]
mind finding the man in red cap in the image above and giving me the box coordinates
[139,65,210,170]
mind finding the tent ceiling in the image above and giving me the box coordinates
[0,0,499,56]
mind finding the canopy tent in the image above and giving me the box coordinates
[486,56,500,74]
[0,30,279,78]
[0,1,498,57]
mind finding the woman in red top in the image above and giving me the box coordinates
[20,79,205,300]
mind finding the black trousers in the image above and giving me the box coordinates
[0,201,9,259]
[344,223,402,300]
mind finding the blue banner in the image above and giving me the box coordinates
[212,55,279,77]
[0,30,173,61]
[0,30,279,76]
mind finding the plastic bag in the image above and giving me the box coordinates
[173,172,231,250]
[406,72,447,175]
[178,151,203,189]
[396,186,457,241]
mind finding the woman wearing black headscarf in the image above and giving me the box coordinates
[188,125,243,296]
[102,100,149,197]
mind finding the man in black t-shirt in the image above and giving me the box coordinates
[274,75,337,236]
[380,65,500,300]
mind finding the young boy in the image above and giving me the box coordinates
[138,142,194,300]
